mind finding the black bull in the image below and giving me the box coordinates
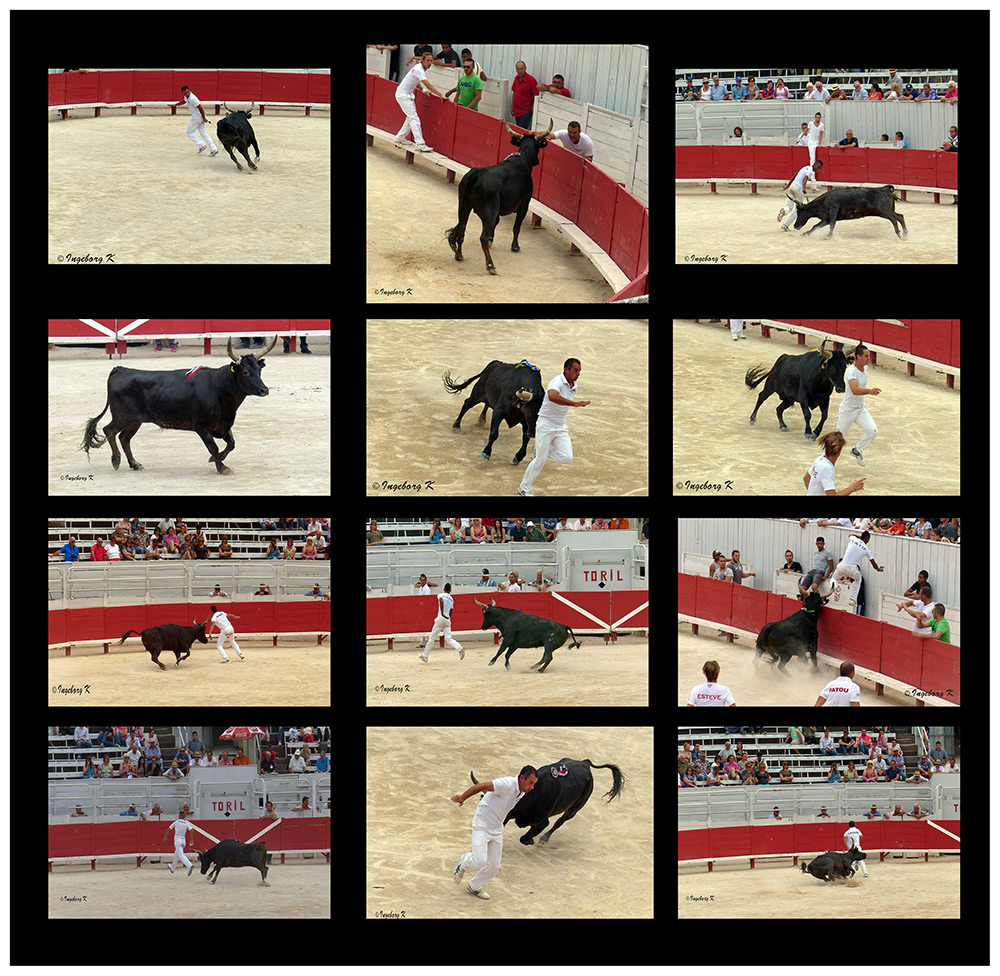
[82,336,276,474]
[216,103,260,172]
[801,848,867,882]
[745,340,849,438]
[117,620,208,670]
[197,838,270,885]
[447,118,554,274]
[794,184,907,238]
[470,758,625,846]
[754,591,828,674]
[474,596,581,672]
[443,359,544,463]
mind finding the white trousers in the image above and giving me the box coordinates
[837,399,878,452]
[519,420,573,494]
[186,116,217,151]
[394,93,425,145]
[459,825,504,891]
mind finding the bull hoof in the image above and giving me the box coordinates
[218,465,232,474]
[804,432,815,440]
[454,253,463,261]
[488,659,496,667]
[520,837,534,846]
[511,244,520,252]
[129,461,144,470]
[481,452,491,461]
[111,456,121,470]
[749,419,756,426]
[259,881,270,886]
[778,426,789,433]
[487,266,497,275]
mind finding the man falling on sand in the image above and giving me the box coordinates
[451,766,538,899]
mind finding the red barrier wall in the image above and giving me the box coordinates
[366,74,648,285]
[367,590,648,637]
[48,601,329,646]
[49,70,329,109]
[49,817,330,861]
[747,318,960,369]
[675,145,957,191]
[678,820,960,862]
[677,573,959,703]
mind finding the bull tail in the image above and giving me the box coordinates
[443,369,483,395]
[118,630,142,644]
[81,400,111,456]
[567,627,582,649]
[586,761,626,801]
[801,861,809,873]
[744,365,771,390]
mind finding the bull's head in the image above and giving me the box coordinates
[474,595,498,630]
[817,339,849,393]
[223,101,255,119]
[227,335,277,397]
[191,618,210,643]
[504,117,554,157]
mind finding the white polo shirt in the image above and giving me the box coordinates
[471,775,523,831]
[537,372,576,426]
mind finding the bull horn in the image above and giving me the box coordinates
[474,597,488,608]
[539,117,553,139]
[504,121,518,138]
[223,101,232,114]
[254,335,278,359]
[819,338,831,361]
[227,337,240,363]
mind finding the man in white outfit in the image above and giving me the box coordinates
[418,582,465,662]
[837,342,880,466]
[394,52,446,152]
[518,358,590,496]
[451,766,538,899]
[163,810,196,875]
[844,820,869,878]
[177,86,218,157]
[208,605,245,663]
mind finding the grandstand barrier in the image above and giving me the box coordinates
[678,819,959,870]
[49,69,331,117]
[675,145,957,201]
[48,318,331,356]
[677,572,959,705]
[48,599,330,653]
[49,816,330,869]
[694,318,960,386]
[366,73,648,300]
[367,589,648,648]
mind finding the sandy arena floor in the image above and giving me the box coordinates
[672,319,960,495]
[49,344,330,495]
[679,855,958,918]
[367,636,648,707]
[367,319,648,496]
[678,624,916,706]
[49,860,329,918]
[367,142,614,302]
[49,109,331,264]
[368,726,652,918]
[676,184,957,264]
[49,640,330,707]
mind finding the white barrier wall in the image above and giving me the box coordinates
[676,518,959,608]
